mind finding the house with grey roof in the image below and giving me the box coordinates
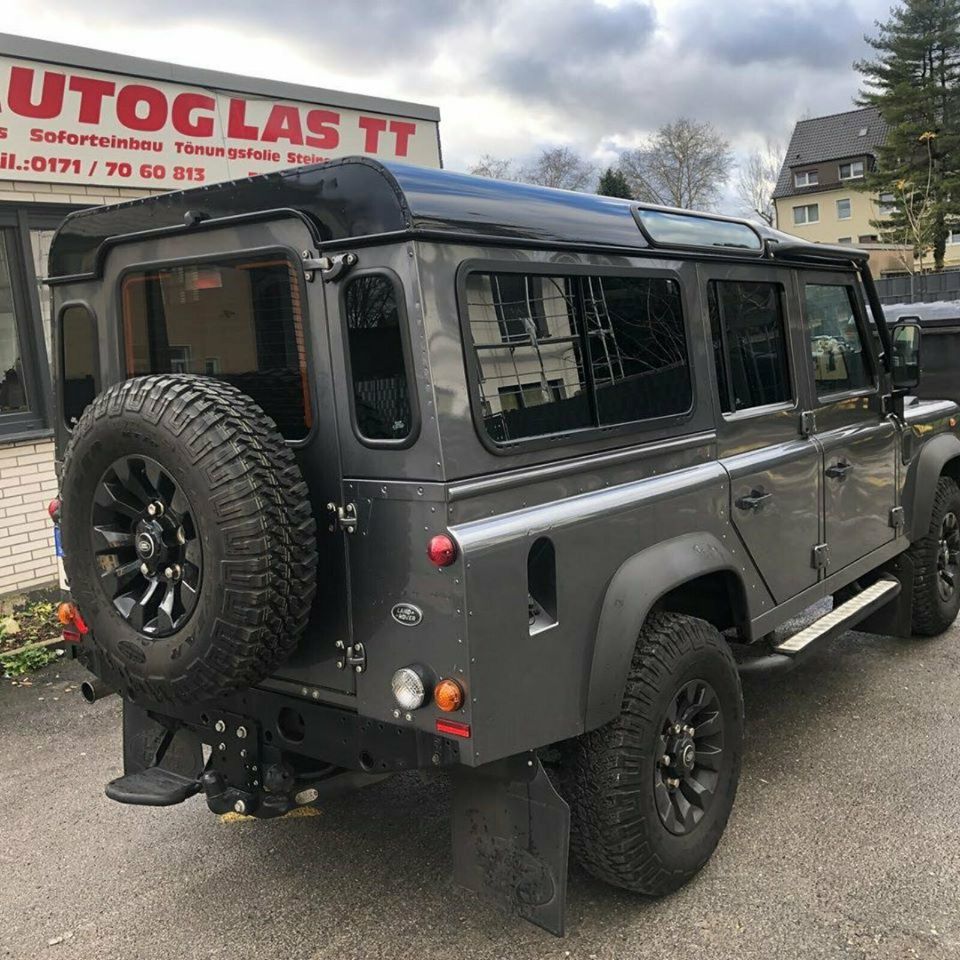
[773,106,912,275]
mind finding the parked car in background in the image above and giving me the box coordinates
[885,301,960,405]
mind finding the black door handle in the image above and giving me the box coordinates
[736,489,773,512]
[826,460,852,481]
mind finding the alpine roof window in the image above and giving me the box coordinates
[635,209,761,252]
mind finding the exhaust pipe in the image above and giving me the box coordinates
[80,677,114,703]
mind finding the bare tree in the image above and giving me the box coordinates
[620,118,734,211]
[520,147,595,191]
[468,154,517,180]
[736,140,784,226]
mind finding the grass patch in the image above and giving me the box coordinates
[1,590,63,676]
[1,643,59,677]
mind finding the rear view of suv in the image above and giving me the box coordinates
[48,158,960,935]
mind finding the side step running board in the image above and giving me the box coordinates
[738,577,901,675]
[105,767,202,806]
[773,577,901,656]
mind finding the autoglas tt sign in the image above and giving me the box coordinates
[0,55,440,190]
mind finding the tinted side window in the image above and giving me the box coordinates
[466,273,590,443]
[343,274,413,442]
[121,257,311,439]
[464,271,690,444]
[709,280,791,413]
[61,305,98,427]
[804,283,872,395]
[584,275,690,426]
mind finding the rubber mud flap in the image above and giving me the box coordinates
[452,756,570,936]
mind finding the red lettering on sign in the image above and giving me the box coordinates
[68,76,116,124]
[389,120,416,157]
[261,104,303,144]
[305,109,339,149]
[358,116,388,153]
[6,66,65,119]
[171,92,215,137]
[116,84,168,132]
[227,98,258,140]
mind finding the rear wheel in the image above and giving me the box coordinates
[564,612,743,895]
[909,476,960,636]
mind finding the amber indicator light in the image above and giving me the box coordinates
[434,678,464,712]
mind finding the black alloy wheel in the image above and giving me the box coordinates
[654,679,724,836]
[564,612,743,897]
[92,455,202,637]
[936,510,960,603]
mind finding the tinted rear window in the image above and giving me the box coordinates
[121,257,311,439]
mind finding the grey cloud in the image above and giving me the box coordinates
[675,0,872,69]
[21,0,897,202]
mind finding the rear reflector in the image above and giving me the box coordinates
[436,718,471,738]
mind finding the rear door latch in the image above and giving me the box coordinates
[327,501,357,534]
[335,640,366,673]
[301,250,357,282]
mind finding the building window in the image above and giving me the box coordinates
[858,234,878,243]
[121,255,312,440]
[838,237,853,244]
[464,271,691,445]
[839,160,865,180]
[793,203,819,225]
[0,234,28,416]
[0,224,50,436]
[948,228,960,245]
[794,170,819,188]
[836,198,852,220]
[879,193,896,215]
[343,273,414,443]
[709,280,792,414]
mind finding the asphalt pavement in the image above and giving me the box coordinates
[2,622,959,960]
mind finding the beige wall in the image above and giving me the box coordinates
[0,438,59,595]
[775,186,884,246]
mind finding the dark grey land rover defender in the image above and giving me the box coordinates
[48,158,960,935]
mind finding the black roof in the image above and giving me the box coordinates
[48,157,865,281]
[773,106,887,200]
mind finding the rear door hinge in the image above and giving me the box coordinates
[301,250,357,282]
[812,543,830,571]
[326,501,358,534]
[889,505,905,531]
[335,640,366,673]
[800,411,816,437]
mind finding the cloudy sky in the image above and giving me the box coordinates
[9,0,895,213]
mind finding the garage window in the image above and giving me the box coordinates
[121,256,312,440]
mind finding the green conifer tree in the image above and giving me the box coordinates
[596,167,634,199]
[857,0,960,270]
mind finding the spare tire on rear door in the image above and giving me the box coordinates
[60,374,318,704]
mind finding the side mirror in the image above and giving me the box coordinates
[891,320,922,391]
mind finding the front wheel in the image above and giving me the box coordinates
[909,476,960,637]
[564,612,743,895]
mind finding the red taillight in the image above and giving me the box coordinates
[436,718,471,738]
[48,498,61,522]
[427,534,457,567]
